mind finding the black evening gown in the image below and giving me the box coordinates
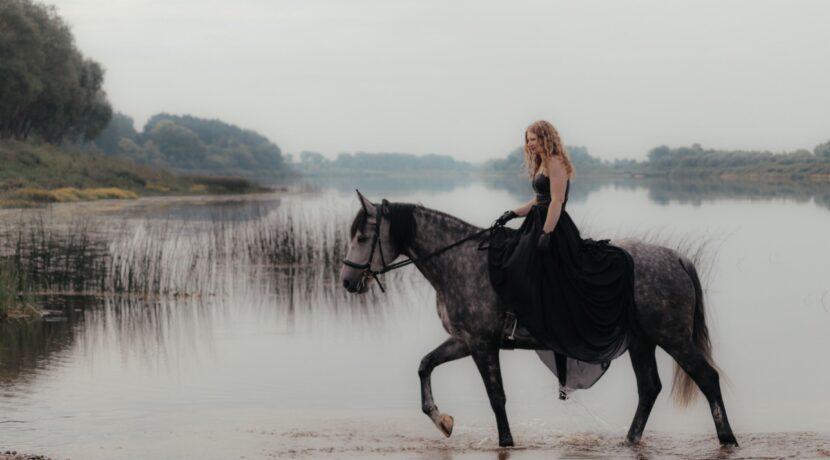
[488,173,635,389]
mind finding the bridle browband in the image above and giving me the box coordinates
[342,198,494,293]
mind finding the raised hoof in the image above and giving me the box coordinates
[435,413,453,437]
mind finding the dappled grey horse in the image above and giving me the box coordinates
[339,191,738,448]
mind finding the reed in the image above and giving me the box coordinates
[0,196,416,314]
[0,258,37,318]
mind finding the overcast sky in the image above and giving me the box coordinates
[53,0,830,162]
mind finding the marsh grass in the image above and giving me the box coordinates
[0,258,37,319]
[0,197,413,317]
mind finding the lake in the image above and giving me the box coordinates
[1,175,829,459]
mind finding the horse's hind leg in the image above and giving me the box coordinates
[665,345,738,447]
[471,348,514,447]
[626,336,661,444]
[418,337,470,437]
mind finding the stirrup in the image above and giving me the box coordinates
[501,312,518,350]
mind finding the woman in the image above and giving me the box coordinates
[488,120,635,392]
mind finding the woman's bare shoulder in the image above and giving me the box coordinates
[545,155,568,179]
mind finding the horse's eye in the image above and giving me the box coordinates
[357,235,368,243]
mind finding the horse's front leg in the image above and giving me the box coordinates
[419,337,470,437]
[472,347,514,447]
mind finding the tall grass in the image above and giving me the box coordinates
[0,258,36,318]
[0,195,416,316]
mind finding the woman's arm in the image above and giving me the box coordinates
[542,157,568,234]
[513,197,537,217]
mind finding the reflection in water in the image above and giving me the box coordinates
[275,173,478,198]
[292,172,830,212]
[0,304,76,389]
[630,176,830,209]
[0,177,829,459]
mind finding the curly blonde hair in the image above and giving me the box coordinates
[523,120,575,179]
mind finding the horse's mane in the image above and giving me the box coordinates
[350,202,482,251]
[350,202,418,251]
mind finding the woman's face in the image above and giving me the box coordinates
[526,130,541,157]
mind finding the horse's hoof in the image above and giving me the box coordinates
[625,435,642,446]
[435,413,453,437]
[720,438,739,448]
[499,437,514,448]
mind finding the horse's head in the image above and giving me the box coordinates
[340,190,415,293]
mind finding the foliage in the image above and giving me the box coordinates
[639,143,830,177]
[93,112,286,172]
[815,140,830,159]
[0,0,112,143]
[0,140,261,205]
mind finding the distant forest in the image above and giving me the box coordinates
[295,150,475,174]
[480,145,605,174]
[614,142,830,177]
[94,113,286,172]
[294,141,830,178]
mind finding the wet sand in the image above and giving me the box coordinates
[0,452,52,460]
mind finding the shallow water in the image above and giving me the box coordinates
[1,176,829,459]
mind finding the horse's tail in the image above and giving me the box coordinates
[671,257,721,407]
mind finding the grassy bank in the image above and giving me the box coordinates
[0,140,269,207]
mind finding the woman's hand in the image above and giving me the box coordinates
[495,210,517,226]
[537,232,551,252]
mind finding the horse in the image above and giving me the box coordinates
[339,190,738,448]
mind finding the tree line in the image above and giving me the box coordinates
[94,113,285,172]
[0,0,112,143]
[630,142,830,174]
[480,145,604,174]
[296,150,475,174]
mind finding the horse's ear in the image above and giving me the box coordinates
[381,198,391,216]
[355,189,376,215]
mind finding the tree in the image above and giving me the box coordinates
[0,0,111,142]
[815,140,830,159]
[647,145,672,165]
[147,120,205,168]
[94,112,138,154]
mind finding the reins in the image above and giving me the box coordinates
[343,199,497,293]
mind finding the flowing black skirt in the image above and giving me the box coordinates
[488,203,635,366]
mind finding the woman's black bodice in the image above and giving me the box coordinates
[532,173,569,207]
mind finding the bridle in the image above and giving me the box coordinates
[342,198,495,293]
[342,199,393,292]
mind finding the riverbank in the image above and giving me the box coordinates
[0,140,269,208]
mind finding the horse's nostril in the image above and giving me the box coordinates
[343,279,350,289]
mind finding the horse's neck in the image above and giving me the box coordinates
[406,207,480,289]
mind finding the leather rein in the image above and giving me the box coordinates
[342,200,495,293]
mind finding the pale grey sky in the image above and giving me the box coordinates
[54,0,830,162]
